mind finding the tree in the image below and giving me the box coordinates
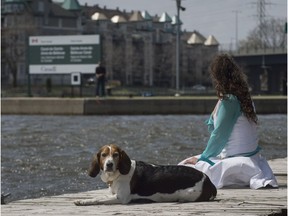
[2,10,36,87]
[238,18,286,50]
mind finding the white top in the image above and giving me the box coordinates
[211,99,259,159]
[220,115,259,158]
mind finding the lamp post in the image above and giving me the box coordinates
[175,0,185,92]
[232,10,240,52]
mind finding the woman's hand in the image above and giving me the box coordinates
[184,157,198,165]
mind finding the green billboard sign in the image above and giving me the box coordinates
[29,35,100,74]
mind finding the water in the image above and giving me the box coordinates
[1,115,287,202]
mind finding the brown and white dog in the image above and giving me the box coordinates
[74,144,217,205]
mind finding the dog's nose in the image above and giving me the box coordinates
[106,162,113,169]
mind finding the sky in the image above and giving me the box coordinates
[78,0,287,49]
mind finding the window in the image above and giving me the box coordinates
[5,16,15,27]
[5,4,12,13]
[18,32,26,42]
[59,18,62,27]
[35,17,43,26]
[38,1,44,12]
[19,63,26,75]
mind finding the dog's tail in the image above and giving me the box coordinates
[196,175,217,202]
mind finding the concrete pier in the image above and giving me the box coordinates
[1,96,287,115]
[1,158,287,216]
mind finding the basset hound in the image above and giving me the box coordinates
[74,144,217,205]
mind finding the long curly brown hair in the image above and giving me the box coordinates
[210,54,258,124]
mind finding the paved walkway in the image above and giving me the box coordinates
[1,158,287,216]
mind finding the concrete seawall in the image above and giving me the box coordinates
[1,98,84,115]
[1,96,287,115]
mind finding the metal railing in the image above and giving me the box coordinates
[219,44,287,56]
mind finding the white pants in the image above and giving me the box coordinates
[178,154,278,189]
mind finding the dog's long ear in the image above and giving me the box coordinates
[88,153,100,177]
[118,150,131,175]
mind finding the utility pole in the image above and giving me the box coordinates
[232,10,240,52]
[175,0,185,92]
[254,0,271,66]
[253,0,272,49]
[257,0,266,49]
[252,0,272,92]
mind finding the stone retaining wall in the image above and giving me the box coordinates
[1,96,286,115]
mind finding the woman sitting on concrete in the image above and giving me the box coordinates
[178,54,278,189]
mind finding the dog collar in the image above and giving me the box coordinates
[107,181,113,187]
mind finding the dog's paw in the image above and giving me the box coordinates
[74,200,83,206]
[74,199,89,206]
[74,199,101,206]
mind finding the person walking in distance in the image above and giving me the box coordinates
[95,61,106,97]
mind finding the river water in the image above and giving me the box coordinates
[1,114,287,202]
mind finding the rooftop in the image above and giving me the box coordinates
[129,10,144,22]
[187,32,206,44]
[159,12,172,22]
[91,12,108,21]
[204,35,219,46]
[61,0,81,10]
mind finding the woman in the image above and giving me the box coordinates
[179,54,278,189]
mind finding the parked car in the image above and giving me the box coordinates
[87,77,95,85]
[192,84,206,91]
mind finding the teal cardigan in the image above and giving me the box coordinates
[198,95,242,165]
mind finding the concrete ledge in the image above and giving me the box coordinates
[84,97,217,115]
[253,97,287,114]
[1,98,84,115]
[1,96,287,115]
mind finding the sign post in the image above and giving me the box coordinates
[70,72,82,97]
[71,72,81,86]
[26,37,32,97]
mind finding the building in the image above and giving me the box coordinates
[1,0,219,88]
[1,0,82,86]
